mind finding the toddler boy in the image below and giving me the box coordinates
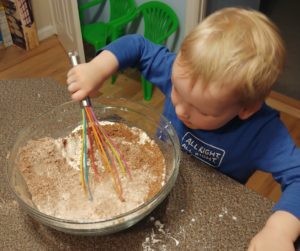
[67,7,300,250]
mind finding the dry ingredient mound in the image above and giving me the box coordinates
[18,122,166,222]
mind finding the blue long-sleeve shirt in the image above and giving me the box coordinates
[103,34,300,219]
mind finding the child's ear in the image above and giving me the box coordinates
[238,101,262,120]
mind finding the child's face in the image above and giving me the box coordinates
[171,58,244,130]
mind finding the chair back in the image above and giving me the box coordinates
[79,0,136,24]
[110,0,136,21]
[78,0,137,52]
[78,0,102,23]
[138,1,179,45]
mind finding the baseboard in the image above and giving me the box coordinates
[37,25,56,41]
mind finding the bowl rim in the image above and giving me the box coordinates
[6,97,181,225]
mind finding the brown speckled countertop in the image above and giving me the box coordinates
[0,78,274,251]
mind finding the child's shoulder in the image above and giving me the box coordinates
[233,103,284,138]
[215,103,282,136]
[251,103,280,124]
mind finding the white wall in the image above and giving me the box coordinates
[31,0,55,40]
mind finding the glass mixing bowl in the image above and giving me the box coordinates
[6,97,180,235]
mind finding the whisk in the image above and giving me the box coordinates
[68,52,131,201]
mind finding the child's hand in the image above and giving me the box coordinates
[66,50,119,101]
[248,211,300,251]
[67,62,102,101]
[248,224,295,251]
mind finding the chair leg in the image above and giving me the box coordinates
[141,76,153,101]
[111,74,117,84]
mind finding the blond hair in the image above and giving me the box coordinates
[179,7,285,106]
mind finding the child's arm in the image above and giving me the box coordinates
[248,211,300,250]
[248,112,300,250]
[67,34,172,100]
[67,50,119,101]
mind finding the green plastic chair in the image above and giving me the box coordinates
[138,1,179,100]
[79,0,136,52]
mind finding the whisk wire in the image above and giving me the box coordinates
[84,106,125,201]
[80,110,86,193]
[87,125,100,179]
[89,108,132,178]
[81,109,93,200]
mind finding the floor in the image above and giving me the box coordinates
[2,35,300,203]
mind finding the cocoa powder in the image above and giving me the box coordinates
[18,122,166,221]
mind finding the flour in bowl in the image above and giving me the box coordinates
[18,122,166,222]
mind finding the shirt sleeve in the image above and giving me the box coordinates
[251,116,300,219]
[101,34,176,94]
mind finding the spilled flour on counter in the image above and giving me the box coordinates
[142,217,183,251]
[218,207,238,221]
[17,122,166,221]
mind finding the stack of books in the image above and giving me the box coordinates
[0,2,13,48]
[1,0,39,50]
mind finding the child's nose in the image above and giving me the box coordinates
[175,104,190,119]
